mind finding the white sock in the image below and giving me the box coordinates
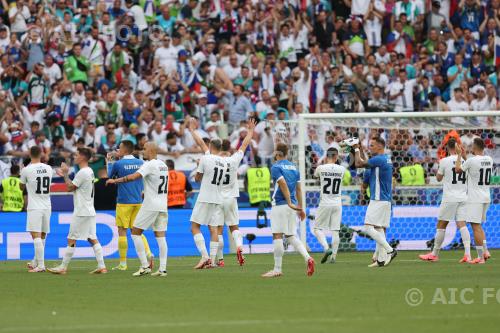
[432,229,446,256]
[288,235,311,261]
[217,235,224,260]
[33,238,44,269]
[331,231,340,259]
[362,225,393,252]
[132,234,148,268]
[483,240,488,253]
[209,241,218,265]
[231,229,243,248]
[61,246,75,269]
[92,243,106,269]
[372,245,379,262]
[376,229,388,262]
[193,233,208,259]
[156,237,168,271]
[273,239,284,273]
[476,246,484,259]
[459,226,471,257]
[312,228,329,252]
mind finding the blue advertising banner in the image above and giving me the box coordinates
[0,206,498,260]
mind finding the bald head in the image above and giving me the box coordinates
[143,142,158,160]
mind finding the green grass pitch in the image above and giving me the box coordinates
[1,251,499,333]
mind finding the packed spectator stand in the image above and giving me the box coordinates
[0,0,499,199]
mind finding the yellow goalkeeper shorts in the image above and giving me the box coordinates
[115,204,142,229]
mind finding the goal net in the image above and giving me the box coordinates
[271,112,500,252]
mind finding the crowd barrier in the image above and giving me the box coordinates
[0,206,498,260]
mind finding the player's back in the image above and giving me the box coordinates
[197,153,227,204]
[109,157,144,204]
[271,159,300,206]
[367,154,392,201]
[20,163,53,210]
[315,163,345,206]
[463,155,493,203]
[73,167,96,216]
[221,151,244,199]
[438,155,467,203]
[138,159,169,212]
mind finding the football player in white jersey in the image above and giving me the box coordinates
[455,138,492,264]
[48,148,107,274]
[188,117,255,268]
[20,146,53,272]
[106,142,169,276]
[215,123,256,267]
[419,138,472,263]
[311,148,346,264]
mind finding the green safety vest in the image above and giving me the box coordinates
[247,167,271,204]
[400,164,425,186]
[1,177,24,212]
[342,169,352,186]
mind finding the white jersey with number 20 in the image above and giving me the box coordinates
[314,163,346,206]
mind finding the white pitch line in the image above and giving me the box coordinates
[0,314,495,332]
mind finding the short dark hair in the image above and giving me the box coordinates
[30,146,42,158]
[10,164,20,175]
[372,136,386,147]
[326,147,339,158]
[276,143,288,157]
[120,140,134,153]
[166,160,175,170]
[77,147,92,161]
[210,139,222,150]
[166,132,176,140]
[222,139,231,152]
[447,138,457,150]
[473,137,485,150]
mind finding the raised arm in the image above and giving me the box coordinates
[353,144,369,168]
[237,118,257,153]
[188,117,209,153]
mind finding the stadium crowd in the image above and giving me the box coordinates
[0,0,499,177]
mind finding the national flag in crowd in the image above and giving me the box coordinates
[495,36,500,67]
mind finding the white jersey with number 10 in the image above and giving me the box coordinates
[462,155,493,204]
[314,163,346,206]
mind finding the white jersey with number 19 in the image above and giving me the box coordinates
[462,155,493,203]
[197,153,227,204]
[314,163,345,206]
[437,155,467,203]
[20,163,53,210]
[137,159,169,212]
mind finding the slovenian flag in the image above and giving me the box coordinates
[496,36,500,67]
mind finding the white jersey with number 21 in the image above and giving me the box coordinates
[137,159,169,212]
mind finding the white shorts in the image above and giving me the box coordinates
[438,202,466,222]
[26,209,51,233]
[222,197,239,226]
[270,204,297,236]
[134,209,168,232]
[314,205,342,231]
[68,216,97,240]
[463,203,489,224]
[364,200,391,228]
[191,202,223,226]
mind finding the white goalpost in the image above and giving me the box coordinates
[291,111,500,249]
